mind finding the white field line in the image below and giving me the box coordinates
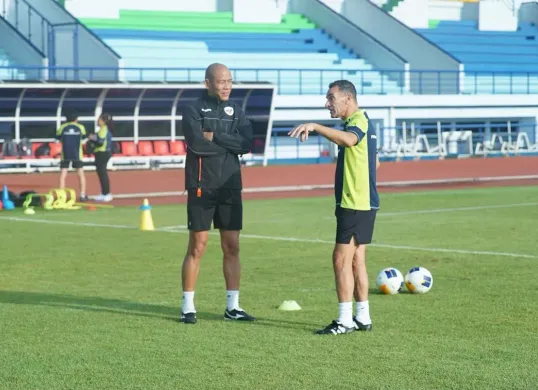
[249,202,538,223]
[1,215,536,260]
[320,202,538,220]
[95,174,538,200]
[160,225,188,230]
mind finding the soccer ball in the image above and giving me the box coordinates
[405,266,433,294]
[376,267,404,294]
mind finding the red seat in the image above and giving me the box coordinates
[120,141,137,156]
[49,142,62,158]
[138,141,155,156]
[153,140,170,155]
[34,142,51,159]
[32,142,42,156]
[112,141,122,157]
[169,140,186,155]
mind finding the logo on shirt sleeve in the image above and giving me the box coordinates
[224,106,234,116]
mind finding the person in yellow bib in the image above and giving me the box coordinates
[88,113,113,202]
[288,80,379,336]
[56,109,88,202]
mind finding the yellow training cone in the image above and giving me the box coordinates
[139,198,155,231]
[278,300,302,311]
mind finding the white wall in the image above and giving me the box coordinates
[428,0,478,21]
[273,94,538,150]
[233,0,281,23]
[65,0,233,18]
[478,0,518,31]
[320,0,344,12]
[390,0,429,29]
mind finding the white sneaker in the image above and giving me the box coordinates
[102,194,113,202]
[94,194,105,201]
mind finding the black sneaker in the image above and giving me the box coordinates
[180,312,197,324]
[79,195,89,202]
[224,308,256,321]
[353,318,372,331]
[315,320,355,335]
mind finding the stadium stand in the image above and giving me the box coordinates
[1,0,537,170]
[79,10,406,95]
[414,19,538,94]
[0,49,25,81]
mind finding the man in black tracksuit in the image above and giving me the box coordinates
[180,63,256,325]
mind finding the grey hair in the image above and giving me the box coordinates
[328,80,357,100]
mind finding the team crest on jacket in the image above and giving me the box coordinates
[224,106,234,116]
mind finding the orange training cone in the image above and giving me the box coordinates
[139,198,155,231]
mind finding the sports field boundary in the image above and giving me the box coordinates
[89,174,538,200]
[1,215,536,260]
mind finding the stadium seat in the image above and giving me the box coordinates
[120,141,137,156]
[414,20,538,93]
[79,11,407,95]
[153,140,170,155]
[112,141,122,156]
[169,140,187,155]
[31,142,41,157]
[36,142,51,159]
[49,142,62,158]
[137,141,155,156]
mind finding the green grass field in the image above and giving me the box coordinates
[1,185,537,390]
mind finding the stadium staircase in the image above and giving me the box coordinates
[78,10,404,95]
[0,49,25,81]
[414,20,538,94]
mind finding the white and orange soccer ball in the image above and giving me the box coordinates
[376,267,404,295]
[404,266,433,294]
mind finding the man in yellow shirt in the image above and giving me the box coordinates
[288,80,379,335]
[88,113,113,202]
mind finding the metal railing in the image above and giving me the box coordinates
[2,66,538,95]
[1,0,54,62]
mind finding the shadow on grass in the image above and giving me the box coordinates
[0,290,320,331]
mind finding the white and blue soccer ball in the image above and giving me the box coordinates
[405,266,433,294]
[376,267,404,295]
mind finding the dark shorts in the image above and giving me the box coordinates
[335,206,377,245]
[60,160,83,169]
[187,189,243,232]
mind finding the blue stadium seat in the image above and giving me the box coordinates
[91,27,406,95]
[415,20,538,93]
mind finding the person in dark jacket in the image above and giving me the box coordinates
[179,63,255,324]
[56,109,88,202]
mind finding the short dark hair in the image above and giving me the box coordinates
[63,108,78,122]
[328,80,357,100]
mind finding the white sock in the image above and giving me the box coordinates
[338,302,353,327]
[226,290,239,311]
[355,300,371,325]
[182,291,195,314]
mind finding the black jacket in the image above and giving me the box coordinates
[182,92,253,191]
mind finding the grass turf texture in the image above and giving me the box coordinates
[1,185,537,390]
